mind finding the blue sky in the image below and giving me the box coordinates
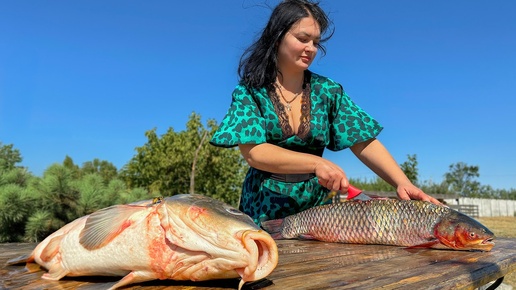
[1,1,515,190]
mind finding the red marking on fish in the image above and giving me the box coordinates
[189,206,208,219]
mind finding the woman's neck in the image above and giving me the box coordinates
[276,71,304,92]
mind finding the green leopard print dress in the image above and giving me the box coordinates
[210,71,382,226]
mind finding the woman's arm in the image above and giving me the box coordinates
[238,143,349,192]
[350,138,441,204]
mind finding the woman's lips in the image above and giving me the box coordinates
[301,56,311,63]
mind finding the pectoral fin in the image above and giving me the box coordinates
[405,239,441,249]
[42,262,70,281]
[79,204,150,250]
[40,235,63,262]
[108,270,157,290]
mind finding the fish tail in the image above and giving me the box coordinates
[6,254,32,265]
[261,219,286,239]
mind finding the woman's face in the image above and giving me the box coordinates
[277,16,321,75]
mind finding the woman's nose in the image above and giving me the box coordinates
[305,41,317,52]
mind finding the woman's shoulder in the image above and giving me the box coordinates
[309,71,342,89]
[232,83,267,99]
[309,71,343,95]
[232,83,250,96]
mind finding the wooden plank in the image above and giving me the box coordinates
[1,239,515,289]
[265,239,516,290]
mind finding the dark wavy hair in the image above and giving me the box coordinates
[238,0,334,89]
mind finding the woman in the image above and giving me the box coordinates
[210,0,439,225]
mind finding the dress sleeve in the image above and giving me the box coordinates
[210,85,267,148]
[327,83,383,151]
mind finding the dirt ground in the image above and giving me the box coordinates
[476,216,516,288]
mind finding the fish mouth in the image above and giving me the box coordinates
[467,237,495,252]
[481,237,495,248]
[237,230,278,289]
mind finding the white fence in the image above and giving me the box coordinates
[443,198,516,217]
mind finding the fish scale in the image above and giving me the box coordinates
[292,200,439,245]
[261,199,495,251]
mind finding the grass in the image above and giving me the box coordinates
[477,217,516,238]
[476,216,516,288]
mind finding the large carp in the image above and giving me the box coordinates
[8,194,278,289]
[261,199,494,251]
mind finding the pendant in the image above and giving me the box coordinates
[285,103,291,111]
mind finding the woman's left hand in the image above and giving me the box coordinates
[396,183,442,205]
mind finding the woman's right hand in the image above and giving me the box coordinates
[314,159,349,192]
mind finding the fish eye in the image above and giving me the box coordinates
[225,207,243,215]
[152,197,163,204]
[470,232,476,237]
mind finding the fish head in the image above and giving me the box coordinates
[434,210,495,251]
[162,194,278,285]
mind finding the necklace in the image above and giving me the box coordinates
[275,83,302,111]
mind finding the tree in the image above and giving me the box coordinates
[63,155,80,179]
[349,154,420,194]
[349,176,394,193]
[63,156,118,183]
[194,119,247,206]
[120,112,245,205]
[0,167,33,188]
[80,158,118,183]
[73,173,108,216]
[0,183,33,242]
[419,179,451,196]
[400,154,419,186]
[190,130,209,194]
[0,142,23,172]
[0,143,35,242]
[25,164,80,241]
[106,179,152,204]
[443,162,480,197]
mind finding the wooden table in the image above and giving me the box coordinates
[2,239,515,289]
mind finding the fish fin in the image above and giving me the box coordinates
[299,234,316,240]
[6,254,32,265]
[40,235,63,263]
[405,239,441,249]
[25,262,43,273]
[42,262,69,280]
[109,271,156,290]
[79,204,148,250]
[260,219,285,239]
[238,278,245,290]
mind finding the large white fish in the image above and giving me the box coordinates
[8,194,278,289]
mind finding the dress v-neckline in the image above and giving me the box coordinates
[269,76,312,140]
